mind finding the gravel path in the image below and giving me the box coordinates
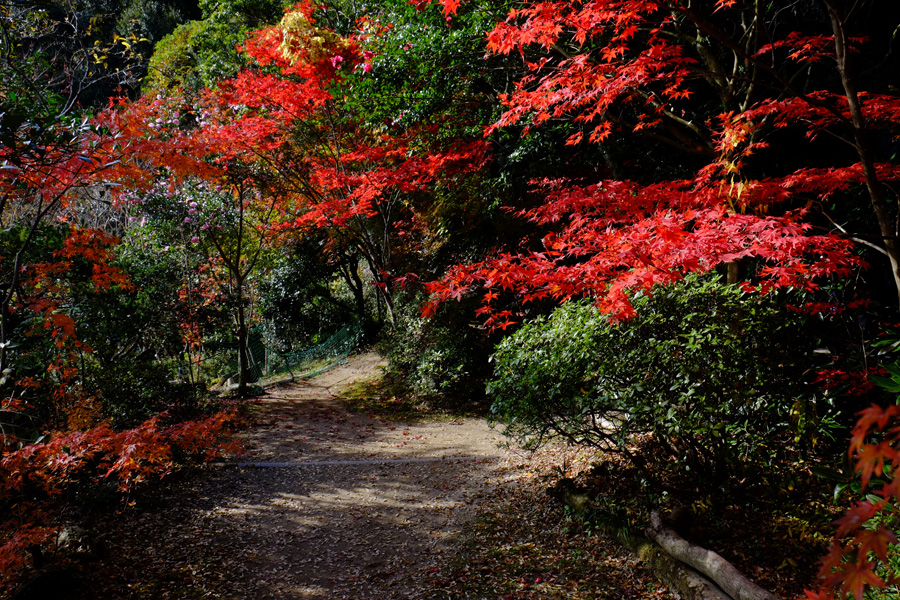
[76,352,515,599]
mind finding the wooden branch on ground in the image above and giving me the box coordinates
[631,534,733,600]
[646,510,782,600]
[552,484,731,600]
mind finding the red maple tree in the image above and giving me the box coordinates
[108,1,491,325]
[426,1,900,595]
[0,408,240,594]
[423,0,899,326]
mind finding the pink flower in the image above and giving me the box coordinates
[362,63,373,74]
[362,50,374,60]
[331,55,344,68]
[191,236,200,244]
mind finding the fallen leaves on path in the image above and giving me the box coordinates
[425,445,676,600]
[61,354,676,599]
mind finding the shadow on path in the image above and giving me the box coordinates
[73,352,510,600]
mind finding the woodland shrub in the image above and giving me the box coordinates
[0,409,240,596]
[91,360,203,428]
[488,274,838,484]
[379,292,491,405]
[257,241,357,350]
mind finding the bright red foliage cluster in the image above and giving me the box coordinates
[424,175,860,324]
[807,403,900,599]
[0,410,240,593]
[425,0,899,327]
[481,1,697,144]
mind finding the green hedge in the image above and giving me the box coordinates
[488,274,836,483]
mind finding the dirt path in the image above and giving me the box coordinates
[70,352,675,600]
[77,353,513,599]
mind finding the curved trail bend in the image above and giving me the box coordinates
[80,352,511,599]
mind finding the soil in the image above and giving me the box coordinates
[65,352,673,600]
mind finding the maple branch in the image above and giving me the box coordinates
[604,111,714,157]
[633,89,714,152]
[670,2,770,112]
[741,0,772,112]
[551,43,573,60]
[0,184,70,375]
[671,11,733,107]
[319,104,398,316]
[821,0,900,308]
[818,210,890,257]
[240,190,280,281]
[673,3,854,131]
[236,179,247,279]
[207,228,237,275]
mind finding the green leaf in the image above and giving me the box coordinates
[869,374,900,393]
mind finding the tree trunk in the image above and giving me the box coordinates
[824,0,900,309]
[340,259,366,321]
[552,490,733,600]
[726,261,740,285]
[380,287,396,328]
[235,276,250,397]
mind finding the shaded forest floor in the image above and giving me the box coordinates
[58,352,674,599]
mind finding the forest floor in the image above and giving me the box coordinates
[68,352,675,600]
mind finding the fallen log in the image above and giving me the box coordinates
[646,510,782,600]
[630,534,733,600]
[550,483,734,600]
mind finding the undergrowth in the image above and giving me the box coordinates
[339,369,488,422]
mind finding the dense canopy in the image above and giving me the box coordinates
[2,1,900,597]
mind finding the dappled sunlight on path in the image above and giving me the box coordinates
[74,352,515,599]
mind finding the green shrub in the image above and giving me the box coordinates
[257,240,357,350]
[93,360,202,428]
[143,0,290,93]
[379,291,491,405]
[488,274,836,483]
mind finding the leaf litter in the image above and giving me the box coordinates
[68,353,676,599]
